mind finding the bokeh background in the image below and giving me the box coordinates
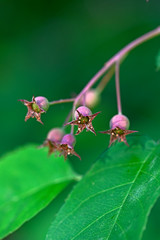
[0,0,160,239]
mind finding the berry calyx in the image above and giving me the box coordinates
[18,96,49,124]
[39,128,64,155]
[100,114,138,147]
[59,134,81,160]
[65,106,100,135]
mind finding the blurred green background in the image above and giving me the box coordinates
[1,0,160,239]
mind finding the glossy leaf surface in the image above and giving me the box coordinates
[0,145,79,239]
[46,136,160,240]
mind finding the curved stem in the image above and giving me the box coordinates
[115,61,122,114]
[74,65,108,108]
[71,105,76,134]
[73,27,160,111]
[96,54,128,94]
[96,66,115,94]
[49,98,75,105]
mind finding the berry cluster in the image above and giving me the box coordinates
[19,28,160,160]
[19,89,137,160]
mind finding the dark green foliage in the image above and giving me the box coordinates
[156,49,160,70]
[1,1,160,239]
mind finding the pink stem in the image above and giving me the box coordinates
[96,66,115,94]
[73,26,160,110]
[49,98,75,105]
[67,27,160,134]
[115,61,122,114]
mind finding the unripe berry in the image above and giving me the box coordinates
[110,114,130,130]
[47,128,64,143]
[82,89,100,108]
[32,96,49,112]
[61,134,76,148]
[75,106,92,119]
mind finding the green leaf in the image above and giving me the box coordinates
[156,49,160,71]
[0,145,80,239]
[46,136,160,240]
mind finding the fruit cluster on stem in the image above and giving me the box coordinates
[19,27,160,160]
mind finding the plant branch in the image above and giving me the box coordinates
[73,26,160,108]
[96,54,128,94]
[65,27,160,134]
[96,66,115,94]
[49,98,75,105]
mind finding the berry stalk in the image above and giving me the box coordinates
[115,60,122,114]
[49,98,75,105]
[70,27,160,134]
[96,66,115,94]
[73,27,160,111]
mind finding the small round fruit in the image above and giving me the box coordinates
[47,128,64,143]
[61,134,76,147]
[33,96,49,112]
[83,89,100,108]
[110,114,130,130]
[75,106,92,119]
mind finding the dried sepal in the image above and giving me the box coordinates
[58,134,81,160]
[18,96,49,124]
[39,139,58,155]
[39,128,64,155]
[100,114,138,147]
[65,106,100,135]
[59,144,81,161]
[100,127,138,147]
[40,133,81,160]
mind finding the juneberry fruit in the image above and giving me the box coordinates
[100,114,137,147]
[18,96,49,124]
[81,89,100,108]
[47,128,64,143]
[61,134,76,148]
[74,106,92,120]
[65,106,100,135]
[110,114,130,130]
[33,96,49,112]
[60,134,81,160]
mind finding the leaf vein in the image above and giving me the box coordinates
[70,206,121,240]
[54,182,132,232]
[89,161,142,177]
[105,149,155,240]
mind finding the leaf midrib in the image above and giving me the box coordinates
[105,150,155,240]
[69,149,157,240]
[53,161,142,233]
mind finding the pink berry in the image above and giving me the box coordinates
[82,89,100,108]
[47,128,64,143]
[34,96,49,112]
[110,114,130,130]
[75,106,92,119]
[61,134,76,147]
